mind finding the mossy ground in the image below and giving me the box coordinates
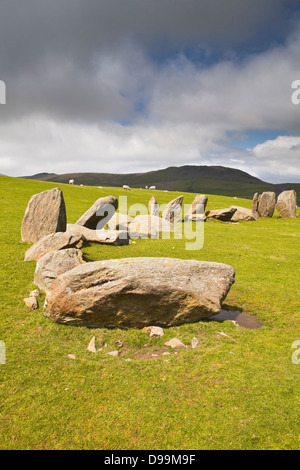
[0,176,299,449]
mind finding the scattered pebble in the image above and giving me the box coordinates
[23,297,39,310]
[164,338,186,349]
[67,354,76,360]
[108,350,119,357]
[191,337,200,349]
[115,340,123,348]
[87,336,97,353]
[143,326,164,337]
[30,289,41,298]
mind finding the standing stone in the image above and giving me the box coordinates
[257,192,276,218]
[162,196,184,223]
[277,190,297,218]
[24,231,82,261]
[44,257,235,329]
[148,196,159,217]
[75,196,118,230]
[34,248,85,292]
[185,194,207,221]
[21,188,66,243]
[251,192,259,217]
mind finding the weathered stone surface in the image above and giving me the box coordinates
[128,215,174,239]
[191,337,200,348]
[21,188,67,243]
[162,196,184,223]
[164,338,186,349]
[107,212,133,230]
[143,326,164,337]
[205,207,237,221]
[230,206,257,221]
[24,297,39,310]
[87,337,97,353]
[24,231,82,261]
[188,195,208,217]
[148,196,159,217]
[30,289,41,298]
[257,192,276,218]
[34,248,84,292]
[75,196,118,230]
[251,192,259,217]
[277,190,297,218]
[44,257,235,329]
[67,223,129,245]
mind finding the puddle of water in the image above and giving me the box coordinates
[206,309,262,329]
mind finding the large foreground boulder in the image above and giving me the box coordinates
[34,248,84,292]
[205,207,237,221]
[44,257,235,328]
[67,223,129,245]
[21,188,67,243]
[75,196,118,229]
[276,190,297,218]
[24,231,83,261]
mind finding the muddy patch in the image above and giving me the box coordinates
[206,309,262,329]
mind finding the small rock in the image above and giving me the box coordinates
[30,289,41,298]
[87,336,97,353]
[191,337,200,349]
[164,338,186,349]
[143,326,164,337]
[108,350,119,357]
[67,354,76,359]
[115,340,123,348]
[23,297,39,310]
[162,351,170,356]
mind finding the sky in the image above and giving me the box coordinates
[0,0,300,183]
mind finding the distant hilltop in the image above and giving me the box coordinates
[20,165,300,203]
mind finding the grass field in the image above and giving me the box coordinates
[0,175,299,450]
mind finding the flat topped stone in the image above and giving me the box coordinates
[24,231,82,261]
[44,257,235,329]
[205,207,237,221]
[67,223,129,245]
[21,188,66,243]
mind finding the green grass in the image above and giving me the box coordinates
[0,175,299,450]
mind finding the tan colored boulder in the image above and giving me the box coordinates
[205,207,237,221]
[34,248,84,292]
[44,257,235,329]
[128,215,174,239]
[257,192,276,218]
[230,206,257,221]
[277,190,297,218]
[21,188,66,243]
[148,196,159,217]
[24,231,82,261]
[107,212,133,230]
[67,223,129,245]
[75,196,118,230]
[188,195,208,217]
[162,196,184,223]
[164,338,186,349]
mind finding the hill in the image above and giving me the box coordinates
[21,165,300,203]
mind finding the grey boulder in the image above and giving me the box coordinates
[24,231,83,261]
[75,196,118,230]
[277,190,297,218]
[21,188,67,243]
[34,248,85,292]
[44,257,235,329]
